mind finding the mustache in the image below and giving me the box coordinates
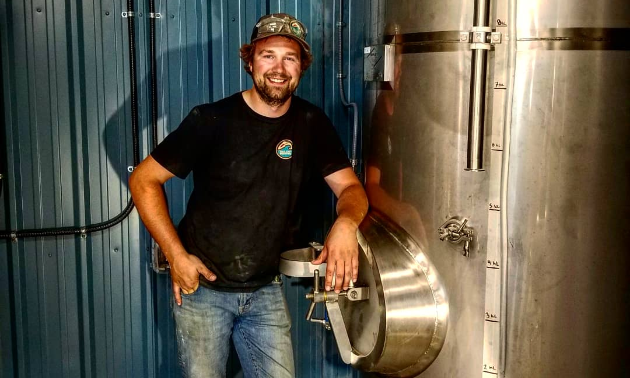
[264,72,291,80]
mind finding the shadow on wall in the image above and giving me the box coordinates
[101,37,227,376]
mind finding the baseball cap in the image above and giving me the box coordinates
[250,13,311,55]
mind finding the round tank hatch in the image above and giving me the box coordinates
[350,211,449,377]
[281,211,449,377]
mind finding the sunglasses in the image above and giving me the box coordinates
[253,16,308,40]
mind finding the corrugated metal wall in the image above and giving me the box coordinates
[0,0,370,377]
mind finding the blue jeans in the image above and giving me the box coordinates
[173,280,295,378]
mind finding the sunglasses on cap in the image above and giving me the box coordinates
[251,14,310,53]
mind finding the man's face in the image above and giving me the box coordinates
[249,36,302,107]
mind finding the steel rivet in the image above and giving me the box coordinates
[138,12,143,17]
[105,11,110,16]
[114,248,119,253]
[36,8,42,13]
[170,14,175,19]
[48,253,52,257]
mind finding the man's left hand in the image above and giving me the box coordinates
[312,218,359,292]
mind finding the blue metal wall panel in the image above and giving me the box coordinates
[1,1,369,377]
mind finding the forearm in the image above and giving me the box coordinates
[129,178,187,262]
[335,183,368,228]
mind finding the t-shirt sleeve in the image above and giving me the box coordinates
[311,112,352,177]
[151,106,206,179]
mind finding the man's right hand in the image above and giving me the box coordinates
[170,252,216,306]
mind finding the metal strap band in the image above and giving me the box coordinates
[517,27,630,51]
[381,27,630,54]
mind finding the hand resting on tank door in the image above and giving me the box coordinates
[311,168,368,293]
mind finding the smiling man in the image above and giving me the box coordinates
[129,13,367,378]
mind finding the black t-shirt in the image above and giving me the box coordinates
[151,92,350,291]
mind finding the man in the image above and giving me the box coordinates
[129,13,368,378]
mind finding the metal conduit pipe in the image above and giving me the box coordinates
[498,0,518,375]
[0,0,147,240]
[149,0,158,149]
[337,0,360,172]
[465,0,492,171]
[0,49,6,201]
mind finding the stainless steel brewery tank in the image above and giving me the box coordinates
[362,0,630,377]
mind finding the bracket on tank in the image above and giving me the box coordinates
[459,27,503,49]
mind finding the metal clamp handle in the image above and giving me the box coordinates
[438,217,475,256]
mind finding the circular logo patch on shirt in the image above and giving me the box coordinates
[276,139,293,160]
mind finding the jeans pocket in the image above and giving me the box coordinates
[180,287,200,298]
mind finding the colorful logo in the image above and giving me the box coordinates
[276,139,293,160]
[290,21,303,38]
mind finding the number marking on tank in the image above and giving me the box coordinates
[487,259,500,269]
[485,312,499,322]
[483,364,499,375]
[491,142,503,151]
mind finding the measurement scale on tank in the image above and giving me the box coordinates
[482,3,509,377]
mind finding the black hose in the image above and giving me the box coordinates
[127,0,140,166]
[0,0,142,240]
[0,33,6,201]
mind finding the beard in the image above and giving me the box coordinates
[253,72,298,107]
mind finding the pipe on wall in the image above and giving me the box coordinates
[465,0,492,171]
[337,0,360,173]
